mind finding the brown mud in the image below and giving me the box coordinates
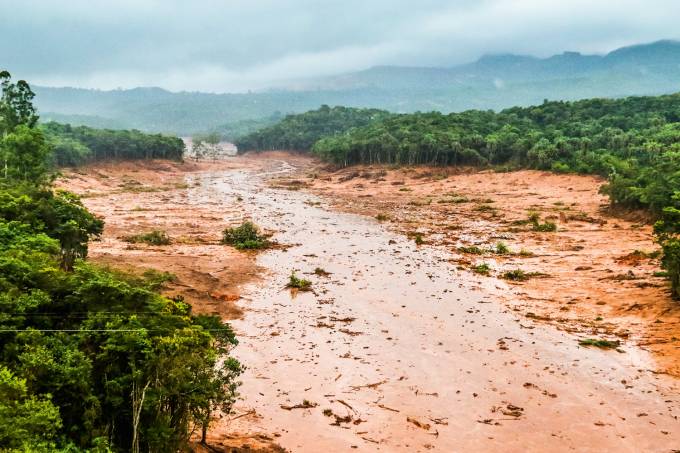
[60,154,679,452]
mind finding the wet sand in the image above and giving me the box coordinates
[61,155,679,452]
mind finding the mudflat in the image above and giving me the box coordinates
[60,153,679,452]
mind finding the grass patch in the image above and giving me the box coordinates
[458,245,485,255]
[474,204,496,213]
[472,263,491,275]
[124,230,171,246]
[287,272,312,291]
[578,338,621,349]
[532,220,558,232]
[375,213,390,221]
[438,196,469,204]
[495,242,511,255]
[222,221,270,250]
[528,211,557,232]
[501,268,549,281]
[414,233,425,245]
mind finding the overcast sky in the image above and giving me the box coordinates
[2,0,679,93]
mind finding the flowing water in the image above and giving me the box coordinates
[194,161,679,452]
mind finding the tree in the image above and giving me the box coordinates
[1,71,43,180]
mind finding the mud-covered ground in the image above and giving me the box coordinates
[60,154,680,452]
[294,165,680,378]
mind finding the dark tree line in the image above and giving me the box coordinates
[42,121,185,166]
[234,105,391,152]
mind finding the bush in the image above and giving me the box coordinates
[458,245,485,255]
[654,207,680,298]
[472,263,491,275]
[286,272,312,290]
[124,229,171,245]
[502,269,529,281]
[222,221,269,250]
[495,242,511,255]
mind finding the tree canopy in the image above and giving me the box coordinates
[0,70,240,452]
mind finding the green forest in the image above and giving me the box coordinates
[1,72,239,452]
[42,122,185,167]
[238,94,680,298]
[234,105,391,152]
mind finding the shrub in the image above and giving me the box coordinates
[287,272,312,290]
[472,263,491,275]
[222,221,269,250]
[458,245,485,255]
[124,229,171,245]
[533,220,557,232]
[654,207,680,298]
[495,242,511,255]
[578,338,621,349]
[502,269,529,281]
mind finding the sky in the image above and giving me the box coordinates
[2,0,680,93]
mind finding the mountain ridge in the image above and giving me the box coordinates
[31,40,680,134]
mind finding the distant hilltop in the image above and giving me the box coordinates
[33,40,680,134]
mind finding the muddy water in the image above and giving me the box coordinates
[194,161,678,452]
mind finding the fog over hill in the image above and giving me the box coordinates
[34,40,680,135]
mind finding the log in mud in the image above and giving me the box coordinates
[61,154,679,452]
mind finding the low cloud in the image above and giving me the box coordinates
[1,0,679,92]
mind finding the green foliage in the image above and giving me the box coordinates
[458,245,485,255]
[0,366,62,450]
[578,338,621,349]
[235,105,391,153]
[532,219,558,232]
[495,242,511,255]
[472,263,491,275]
[124,230,172,246]
[286,272,312,290]
[654,207,680,298]
[501,269,530,281]
[222,221,269,250]
[0,73,242,452]
[41,122,185,166]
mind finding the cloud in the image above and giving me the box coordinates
[1,0,679,92]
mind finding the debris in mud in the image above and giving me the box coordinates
[350,380,387,391]
[494,403,524,418]
[523,382,558,398]
[407,416,431,431]
[280,400,318,410]
[339,328,363,336]
[313,267,332,276]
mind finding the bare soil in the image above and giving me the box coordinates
[297,164,680,377]
[59,154,680,452]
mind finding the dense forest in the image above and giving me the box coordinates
[42,122,185,166]
[0,72,238,451]
[239,94,680,298]
[234,105,391,152]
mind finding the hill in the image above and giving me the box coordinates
[32,40,680,134]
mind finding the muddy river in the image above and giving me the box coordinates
[183,160,680,452]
